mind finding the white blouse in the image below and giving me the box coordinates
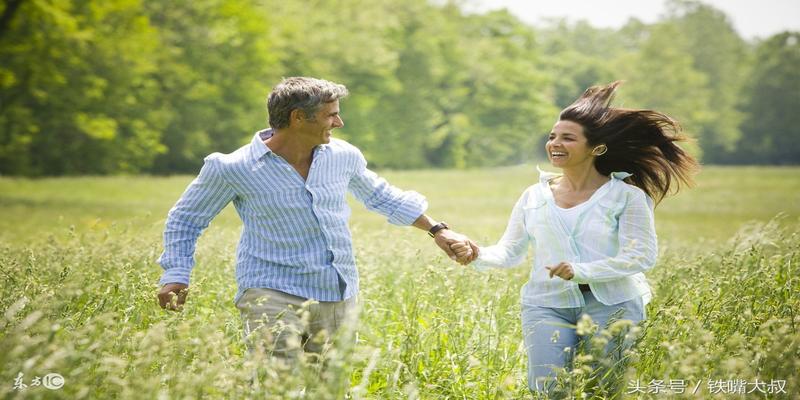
[473,170,657,307]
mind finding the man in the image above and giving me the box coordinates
[156,77,476,366]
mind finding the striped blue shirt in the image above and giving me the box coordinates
[474,169,657,307]
[157,129,428,303]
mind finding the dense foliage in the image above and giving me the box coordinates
[1,0,798,175]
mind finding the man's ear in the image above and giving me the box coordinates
[289,109,306,126]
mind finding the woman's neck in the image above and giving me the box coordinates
[558,165,608,192]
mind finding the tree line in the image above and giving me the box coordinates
[0,0,797,176]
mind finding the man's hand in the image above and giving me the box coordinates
[449,240,480,265]
[158,283,189,311]
[434,229,479,265]
[545,262,574,280]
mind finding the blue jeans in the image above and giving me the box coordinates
[521,291,645,394]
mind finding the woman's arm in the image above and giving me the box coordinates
[570,189,658,283]
[471,189,533,271]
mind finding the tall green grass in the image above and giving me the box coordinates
[1,166,798,398]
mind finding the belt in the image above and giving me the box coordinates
[578,284,591,292]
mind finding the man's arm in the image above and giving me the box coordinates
[411,214,478,265]
[157,155,236,310]
[347,150,476,264]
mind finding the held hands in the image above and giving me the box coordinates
[433,229,479,265]
[546,261,574,280]
[158,283,189,311]
[449,240,478,265]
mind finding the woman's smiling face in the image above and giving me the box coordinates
[546,120,594,169]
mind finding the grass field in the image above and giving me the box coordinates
[1,165,799,399]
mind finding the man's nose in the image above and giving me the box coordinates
[334,116,344,128]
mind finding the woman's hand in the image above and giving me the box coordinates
[546,262,574,280]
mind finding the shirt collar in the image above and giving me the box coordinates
[610,171,633,180]
[250,129,273,160]
[249,128,331,160]
[537,165,560,184]
[537,166,633,183]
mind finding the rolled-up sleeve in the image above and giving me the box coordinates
[571,189,657,283]
[157,154,236,285]
[347,151,427,226]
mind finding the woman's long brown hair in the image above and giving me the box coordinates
[559,81,699,205]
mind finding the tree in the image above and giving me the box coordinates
[663,0,749,162]
[737,32,800,164]
[614,22,711,160]
[0,0,165,175]
[454,9,553,167]
[537,19,627,108]
[144,0,281,173]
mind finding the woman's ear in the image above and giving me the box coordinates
[592,144,608,156]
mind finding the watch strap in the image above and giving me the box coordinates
[428,222,449,238]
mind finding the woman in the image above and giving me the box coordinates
[454,81,697,394]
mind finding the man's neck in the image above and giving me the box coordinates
[265,128,315,166]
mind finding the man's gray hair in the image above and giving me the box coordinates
[267,77,349,129]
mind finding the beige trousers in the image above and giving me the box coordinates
[235,287,357,364]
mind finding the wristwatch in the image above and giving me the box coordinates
[428,222,449,238]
